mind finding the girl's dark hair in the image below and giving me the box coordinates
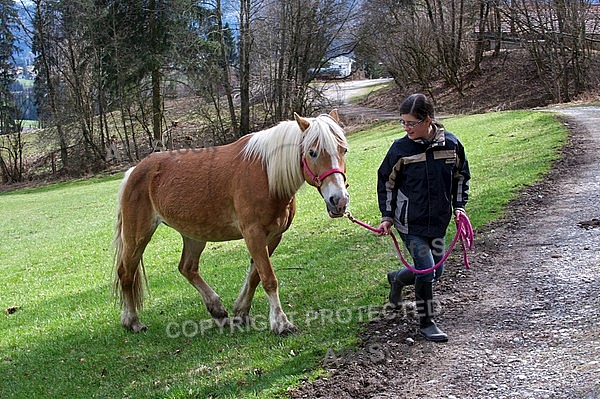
[399,93,435,120]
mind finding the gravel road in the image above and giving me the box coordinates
[290,106,600,399]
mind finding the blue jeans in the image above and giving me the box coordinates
[399,233,445,283]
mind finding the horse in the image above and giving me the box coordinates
[113,110,349,334]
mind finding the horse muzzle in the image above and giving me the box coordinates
[326,191,350,218]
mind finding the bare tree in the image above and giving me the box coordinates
[357,0,480,95]
[30,0,71,172]
[506,0,596,102]
[422,0,478,94]
[249,0,360,125]
[28,0,113,174]
[215,0,239,135]
[239,0,253,134]
[356,0,437,92]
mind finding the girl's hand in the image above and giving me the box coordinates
[377,220,392,236]
[454,208,466,219]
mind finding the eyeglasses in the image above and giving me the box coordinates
[400,119,425,128]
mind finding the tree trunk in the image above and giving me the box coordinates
[33,1,69,171]
[473,0,489,74]
[239,0,251,135]
[216,0,238,136]
[149,0,162,141]
[152,68,162,140]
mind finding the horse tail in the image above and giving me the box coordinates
[112,167,147,310]
[112,198,124,302]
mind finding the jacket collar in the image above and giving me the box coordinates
[413,122,446,147]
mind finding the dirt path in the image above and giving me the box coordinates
[290,106,600,399]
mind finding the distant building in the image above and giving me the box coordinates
[472,2,600,50]
[327,56,354,77]
[310,56,355,80]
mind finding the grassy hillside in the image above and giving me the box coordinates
[0,110,566,398]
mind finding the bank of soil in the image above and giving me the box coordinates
[289,106,600,399]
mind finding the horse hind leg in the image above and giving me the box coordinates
[178,236,228,322]
[114,194,159,333]
[116,250,150,332]
[232,259,260,325]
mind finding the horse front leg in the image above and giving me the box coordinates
[243,232,297,335]
[233,234,282,325]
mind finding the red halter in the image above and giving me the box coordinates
[301,156,347,190]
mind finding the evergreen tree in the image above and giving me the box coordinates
[0,0,19,135]
[94,0,172,141]
[0,0,24,183]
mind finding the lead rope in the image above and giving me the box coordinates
[346,212,474,275]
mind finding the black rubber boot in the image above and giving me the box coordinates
[387,268,415,308]
[415,280,448,342]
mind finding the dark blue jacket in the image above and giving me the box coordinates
[377,124,470,237]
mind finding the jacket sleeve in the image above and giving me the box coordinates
[377,145,399,221]
[452,139,470,210]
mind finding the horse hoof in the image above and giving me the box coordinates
[208,307,229,321]
[274,322,298,335]
[129,321,148,333]
[121,312,148,333]
[232,315,251,326]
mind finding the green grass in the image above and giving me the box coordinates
[19,120,39,129]
[443,111,566,226]
[16,78,34,89]
[0,110,566,398]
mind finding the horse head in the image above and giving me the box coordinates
[296,109,350,218]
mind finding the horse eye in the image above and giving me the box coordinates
[342,148,348,155]
[308,149,318,158]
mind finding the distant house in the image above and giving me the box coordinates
[327,56,354,77]
[310,56,355,79]
[473,2,600,50]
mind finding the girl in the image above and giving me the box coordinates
[377,93,470,342]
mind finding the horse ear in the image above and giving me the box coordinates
[294,112,310,132]
[329,109,340,123]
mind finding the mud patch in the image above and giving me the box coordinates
[578,219,600,230]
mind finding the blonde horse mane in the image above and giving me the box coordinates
[242,114,347,199]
